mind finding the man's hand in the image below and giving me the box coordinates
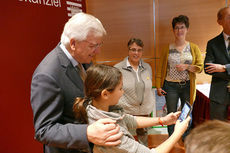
[87,118,123,146]
[205,63,226,73]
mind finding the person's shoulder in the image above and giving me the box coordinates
[34,46,63,75]
[208,33,223,44]
[114,62,121,68]
[189,42,200,49]
[189,42,197,46]
[142,61,151,68]
[114,58,126,68]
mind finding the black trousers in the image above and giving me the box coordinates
[210,100,229,120]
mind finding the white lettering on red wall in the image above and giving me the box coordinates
[18,0,62,8]
[66,1,83,17]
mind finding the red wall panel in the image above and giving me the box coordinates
[0,1,85,153]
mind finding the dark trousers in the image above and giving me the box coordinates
[163,80,191,139]
[210,89,230,121]
[210,100,229,120]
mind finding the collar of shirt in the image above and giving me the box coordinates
[126,58,144,82]
[60,43,79,67]
[223,32,230,49]
[223,32,230,41]
[126,58,144,71]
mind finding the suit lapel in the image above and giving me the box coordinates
[66,63,84,91]
[217,33,230,61]
[56,44,84,90]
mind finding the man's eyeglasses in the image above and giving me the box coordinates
[129,48,143,52]
[84,40,103,50]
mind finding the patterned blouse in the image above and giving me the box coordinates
[165,43,192,82]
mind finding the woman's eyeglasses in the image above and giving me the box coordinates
[174,26,186,31]
[129,48,143,52]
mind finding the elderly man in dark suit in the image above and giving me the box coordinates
[30,13,122,153]
[204,6,230,120]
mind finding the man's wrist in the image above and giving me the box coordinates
[223,65,226,72]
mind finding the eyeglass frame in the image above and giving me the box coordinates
[173,25,187,31]
[129,48,143,53]
[84,40,103,50]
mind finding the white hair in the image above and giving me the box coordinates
[61,13,106,45]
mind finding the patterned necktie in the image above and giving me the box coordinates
[227,37,230,56]
[77,64,86,81]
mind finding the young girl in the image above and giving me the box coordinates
[73,64,190,153]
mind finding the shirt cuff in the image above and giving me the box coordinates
[225,64,230,75]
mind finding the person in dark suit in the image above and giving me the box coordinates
[30,13,123,153]
[204,6,230,120]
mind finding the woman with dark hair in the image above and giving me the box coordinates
[114,38,155,146]
[156,15,203,139]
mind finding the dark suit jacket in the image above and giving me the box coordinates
[31,44,91,153]
[204,33,230,104]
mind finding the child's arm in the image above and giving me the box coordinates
[136,112,181,128]
[155,117,191,153]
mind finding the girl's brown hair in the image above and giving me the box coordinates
[73,64,122,123]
